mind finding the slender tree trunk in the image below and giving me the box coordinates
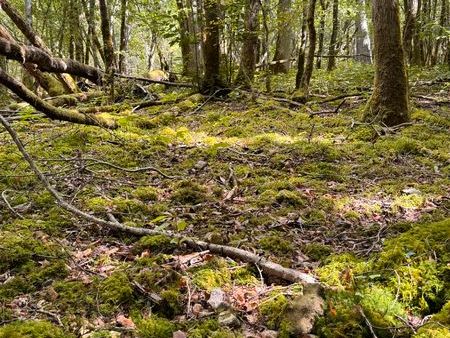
[366,0,409,126]
[299,0,317,91]
[271,0,293,73]
[403,0,419,64]
[99,0,116,74]
[118,0,129,73]
[327,0,339,70]
[295,0,308,89]
[176,0,195,76]
[22,0,35,90]
[354,0,372,63]
[261,0,271,92]
[316,0,328,69]
[0,56,7,96]
[235,0,261,87]
[201,0,223,92]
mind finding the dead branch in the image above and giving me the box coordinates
[314,92,364,105]
[0,68,116,128]
[1,189,24,219]
[309,99,347,116]
[0,114,317,285]
[0,37,103,85]
[114,73,194,88]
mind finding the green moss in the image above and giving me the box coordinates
[0,320,70,338]
[52,281,95,314]
[361,286,406,328]
[192,268,231,291]
[275,190,306,207]
[133,235,175,254]
[131,186,159,202]
[231,267,259,286]
[259,234,294,255]
[160,288,182,316]
[391,194,425,211]
[317,254,367,289]
[259,293,289,329]
[303,243,333,262]
[99,272,133,313]
[137,316,175,338]
[414,327,450,338]
[85,196,111,212]
[171,180,208,204]
[376,136,422,156]
[188,319,229,338]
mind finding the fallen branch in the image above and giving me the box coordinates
[0,114,317,285]
[309,99,347,116]
[0,68,116,129]
[1,189,24,219]
[114,73,194,88]
[0,37,103,85]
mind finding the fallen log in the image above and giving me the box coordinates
[0,68,116,129]
[114,72,194,88]
[0,0,78,93]
[0,113,318,285]
[0,37,103,85]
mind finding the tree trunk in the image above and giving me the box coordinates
[366,0,409,126]
[327,0,339,70]
[235,0,261,88]
[295,0,308,89]
[0,37,104,84]
[299,0,317,91]
[354,0,372,63]
[316,0,328,69]
[270,0,293,73]
[0,68,116,129]
[22,0,35,90]
[99,0,116,74]
[118,0,129,73]
[201,0,223,92]
[403,0,419,64]
[412,0,424,65]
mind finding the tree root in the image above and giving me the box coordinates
[0,114,318,285]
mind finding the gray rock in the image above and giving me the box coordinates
[207,288,229,311]
[260,330,278,338]
[218,310,240,328]
[194,160,208,170]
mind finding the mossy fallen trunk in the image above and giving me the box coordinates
[0,68,116,128]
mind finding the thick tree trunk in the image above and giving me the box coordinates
[0,68,116,128]
[118,0,129,73]
[99,0,116,73]
[0,0,78,93]
[354,0,372,63]
[201,0,223,92]
[270,0,293,73]
[0,37,104,84]
[299,0,317,91]
[327,0,339,70]
[403,0,419,64]
[366,0,409,126]
[235,0,261,88]
[295,0,308,89]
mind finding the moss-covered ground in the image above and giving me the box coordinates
[0,63,449,337]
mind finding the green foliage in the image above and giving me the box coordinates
[259,234,294,255]
[133,234,175,254]
[192,268,231,291]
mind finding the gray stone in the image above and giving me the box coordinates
[218,310,240,328]
[207,288,229,311]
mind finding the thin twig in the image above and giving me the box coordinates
[0,115,317,285]
[1,189,24,219]
[358,306,378,338]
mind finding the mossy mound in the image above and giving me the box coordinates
[0,320,71,338]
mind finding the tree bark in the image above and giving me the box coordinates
[366,0,409,126]
[0,67,116,128]
[201,0,223,92]
[118,0,129,73]
[354,0,372,63]
[299,0,317,91]
[295,0,308,89]
[0,37,104,84]
[270,0,293,73]
[403,0,419,64]
[327,0,339,70]
[316,0,328,69]
[99,0,116,74]
[235,0,261,88]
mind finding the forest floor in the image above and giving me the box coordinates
[0,63,449,338]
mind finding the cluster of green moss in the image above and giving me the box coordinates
[0,320,72,338]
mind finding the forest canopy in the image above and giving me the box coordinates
[0,0,449,337]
